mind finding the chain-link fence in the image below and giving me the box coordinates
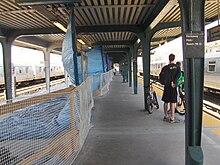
[0,77,94,165]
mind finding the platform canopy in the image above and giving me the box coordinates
[0,0,219,62]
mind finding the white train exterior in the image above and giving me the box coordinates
[0,63,64,85]
[0,46,64,86]
[138,37,220,92]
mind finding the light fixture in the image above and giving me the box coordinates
[137,38,141,43]
[77,39,86,45]
[88,47,92,49]
[53,21,67,32]
[53,21,86,45]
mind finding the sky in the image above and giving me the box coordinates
[0,45,63,66]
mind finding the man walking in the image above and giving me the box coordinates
[160,54,180,123]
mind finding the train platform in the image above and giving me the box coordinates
[73,74,220,165]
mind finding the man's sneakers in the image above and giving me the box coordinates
[163,116,169,122]
[169,118,180,124]
[163,116,180,123]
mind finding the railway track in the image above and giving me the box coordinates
[139,77,220,119]
[0,78,65,101]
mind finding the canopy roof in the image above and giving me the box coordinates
[0,0,218,62]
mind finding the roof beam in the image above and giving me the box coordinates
[8,28,64,39]
[76,25,145,34]
[104,48,129,52]
[151,36,177,42]
[73,4,155,9]
[32,6,57,21]
[152,22,181,34]
[16,36,49,48]
[143,0,177,30]
[92,41,133,46]
[15,0,81,5]
[149,0,178,29]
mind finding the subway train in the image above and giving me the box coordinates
[0,63,65,88]
[0,45,65,89]
[138,37,220,93]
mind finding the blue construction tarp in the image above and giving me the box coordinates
[0,95,80,141]
[103,54,108,72]
[87,47,104,92]
[62,23,83,85]
[87,47,104,75]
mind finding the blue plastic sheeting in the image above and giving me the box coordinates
[87,47,104,92]
[62,23,83,85]
[108,56,113,68]
[108,56,113,70]
[56,92,80,130]
[0,96,76,141]
[92,74,101,92]
[103,55,108,72]
[87,47,104,75]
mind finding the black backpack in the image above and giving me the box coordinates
[159,65,168,85]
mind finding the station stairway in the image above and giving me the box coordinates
[73,74,220,165]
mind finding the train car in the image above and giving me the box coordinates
[138,37,220,92]
[204,52,220,92]
[0,65,4,85]
[0,63,64,87]
[13,64,35,83]
[50,65,65,78]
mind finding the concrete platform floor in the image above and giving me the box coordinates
[73,75,220,165]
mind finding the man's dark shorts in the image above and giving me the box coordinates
[162,85,177,103]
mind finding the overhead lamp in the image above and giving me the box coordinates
[137,38,141,43]
[53,21,86,45]
[77,39,86,45]
[88,47,92,49]
[53,21,67,32]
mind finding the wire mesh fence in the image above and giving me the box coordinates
[0,77,94,165]
[0,71,112,164]
[93,70,113,96]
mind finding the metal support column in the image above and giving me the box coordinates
[0,38,13,101]
[139,33,151,110]
[43,48,51,93]
[71,2,79,86]
[179,0,205,164]
[128,51,132,87]
[130,44,138,94]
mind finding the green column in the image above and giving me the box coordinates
[139,33,151,110]
[179,1,205,164]
[131,45,138,94]
[128,51,132,87]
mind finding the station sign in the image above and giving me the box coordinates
[183,32,204,58]
[207,25,220,42]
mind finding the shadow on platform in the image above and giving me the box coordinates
[73,75,220,165]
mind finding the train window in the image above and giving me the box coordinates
[208,61,216,72]
[39,67,42,72]
[19,69,22,74]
